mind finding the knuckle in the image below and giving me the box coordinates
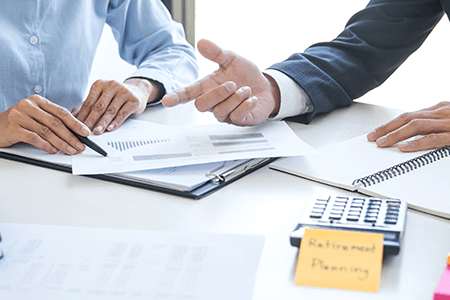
[28,133,41,145]
[28,94,43,102]
[105,106,117,116]
[118,110,128,120]
[387,129,401,141]
[108,80,120,88]
[180,88,191,102]
[398,112,413,123]
[408,119,424,129]
[40,125,52,138]
[50,116,64,128]
[93,79,106,88]
[56,106,70,117]
[425,134,440,147]
[93,101,106,112]
[374,123,388,135]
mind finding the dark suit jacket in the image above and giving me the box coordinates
[269,0,447,123]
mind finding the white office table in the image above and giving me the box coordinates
[0,102,449,299]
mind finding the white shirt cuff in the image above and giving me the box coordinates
[264,69,313,120]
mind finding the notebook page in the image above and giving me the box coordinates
[359,158,450,219]
[270,135,426,191]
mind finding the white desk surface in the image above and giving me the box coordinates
[0,101,449,299]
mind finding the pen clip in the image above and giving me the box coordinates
[207,158,270,183]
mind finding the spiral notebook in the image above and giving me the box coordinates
[270,135,450,219]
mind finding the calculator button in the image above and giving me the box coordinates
[347,212,361,216]
[387,199,401,203]
[313,205,326,211]
[384,218,398,225]
[387,207,400,211]
[346,217,359,221]
[316,197,330,202]
[369,199,382,203]
[310,213,323,219]
[334,198,348,204]
[329,212,343,216]
[385,214,399,220]
[365,213,378,218]
[364,218,377,223]
[351,199,365,203]
[315,200,329,205]
[386,211,399,216]
[351,204,364,209]
[329,213,343,220]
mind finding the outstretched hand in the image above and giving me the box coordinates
[367,101,450,152]
[162,39,280,126]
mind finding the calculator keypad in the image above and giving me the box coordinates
[305,195,406,228]
[292,194,408,255]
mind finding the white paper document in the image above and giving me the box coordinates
[71,120,316,175]
[0,223,265,300]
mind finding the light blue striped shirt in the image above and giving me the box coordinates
[0,0,198,113]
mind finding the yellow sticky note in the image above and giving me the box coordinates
[295,228,384,292]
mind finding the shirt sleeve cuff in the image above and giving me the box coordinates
[263,69,313,120]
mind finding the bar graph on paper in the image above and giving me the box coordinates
[107,139,170,152]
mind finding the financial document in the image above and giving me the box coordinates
[0,223,264,300]
[72,120,316,175]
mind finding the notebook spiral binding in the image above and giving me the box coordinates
[352,145,450,187]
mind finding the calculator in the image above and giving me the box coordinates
[290,194,407,255]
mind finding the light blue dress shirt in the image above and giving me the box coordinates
[0,0,198,113]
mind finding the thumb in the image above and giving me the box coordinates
[197,39,235,67]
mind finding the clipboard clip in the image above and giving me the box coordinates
[206,158,271,183]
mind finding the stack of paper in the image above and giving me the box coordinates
[0,223,264,300]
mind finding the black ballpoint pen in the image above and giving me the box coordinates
[67,127,108,157]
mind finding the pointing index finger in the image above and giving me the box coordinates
[162,75,217,107]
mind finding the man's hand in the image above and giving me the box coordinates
[162,39,281,126]
[367,101,450,152]
[0,95,90,154]
[73,78,159,134]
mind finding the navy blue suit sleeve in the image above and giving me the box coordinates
[269,0,444,123]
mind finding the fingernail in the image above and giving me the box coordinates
[107,124,115,131]
[367,130,376,140]
[376,136,387,146]
[81,126,90,135]
[399,142,410,150]
[76,142,84,149]
[51,147,58,154]
[241,86,251,93]
[67,145,77,154]
[225,82,236,93]
[95,125,103,133]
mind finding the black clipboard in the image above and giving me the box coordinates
[0,150,277,200]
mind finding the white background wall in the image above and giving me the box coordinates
[90,0,450,112]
